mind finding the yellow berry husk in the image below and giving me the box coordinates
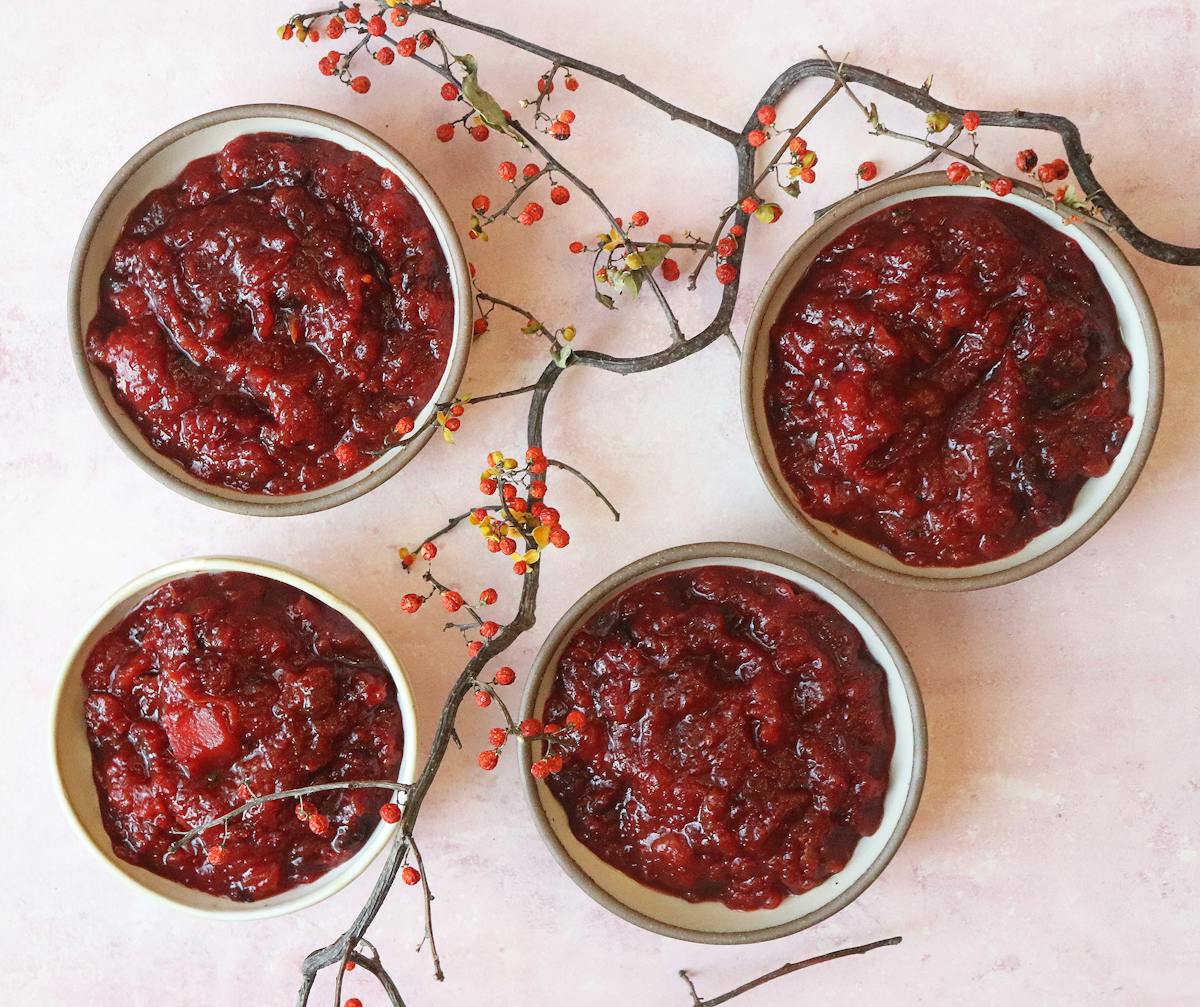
[926,110,950,133]
[624,252,643,270]
[562,326,576,342]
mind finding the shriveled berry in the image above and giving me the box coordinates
[494,666,516,686]
[441,590,464,612]
[548,121,570,139]
[499,537,517,556]
[402,865,421,885]
[478,750,499,771]
[420,541,437,561]
[1015,148,1038,173]
[715,262,738,285]
[716,236,737,258]
[379,802,402,824]
[400,593,424,614]
[326,16,345,38]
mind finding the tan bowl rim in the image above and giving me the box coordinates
[67,102,473,516]
[739,171,1164,591]
[517,541,927,944]
[49,555,419,919]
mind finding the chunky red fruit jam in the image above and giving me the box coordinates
[765,196,1132,567]
[85,132,454,494]
[542,565,893,911]
[82,572,405,901]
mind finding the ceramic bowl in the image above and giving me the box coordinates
[50,556,419,920]
[519,542,925,944]
[68,103,472,516]
[741,172,1163,591]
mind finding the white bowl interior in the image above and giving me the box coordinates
[748,184,1153,580]
[52,557,418,920]
[528,554,919,936]
[77,113,467,506]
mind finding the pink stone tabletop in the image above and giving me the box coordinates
[3,1,1198,1003]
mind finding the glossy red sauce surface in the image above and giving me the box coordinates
[82,572,405,901]
[543,565,893,911]
[765,196,1132,567]
[85,132,454,495]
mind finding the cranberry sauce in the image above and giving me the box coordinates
[764,196,1132,566]
[543,565,893,911]
[82,572,405,901]
[85,132,455,494]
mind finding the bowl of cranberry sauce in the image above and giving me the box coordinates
[69,104,472,516]
[51,558,418,919]
[520,543,925,944]
[743,173,1162,590]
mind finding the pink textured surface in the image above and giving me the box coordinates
[3,2,1198,1003]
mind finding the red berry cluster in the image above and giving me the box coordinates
[469,163,572,241]
[472,447,569,575]
[478,709,587,779]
